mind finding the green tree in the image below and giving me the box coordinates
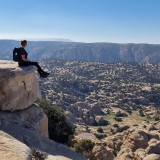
[116,125,130,133]
[37,99,74,144]
[97,127,104,133]
[73,139,94,155]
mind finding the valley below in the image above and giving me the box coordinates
[38,59,160,160]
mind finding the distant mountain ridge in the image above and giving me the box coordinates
[14,38,73,42]
[0,40,160,63]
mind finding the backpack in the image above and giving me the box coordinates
[13,47,20,62]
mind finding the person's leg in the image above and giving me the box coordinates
[31,62,50,76]
[29,61,44,74]
[18,61,49,78]
[19,61,44,74]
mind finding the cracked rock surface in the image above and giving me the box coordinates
[0,60,41,111]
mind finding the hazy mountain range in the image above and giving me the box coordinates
[14,38,73,42]
[0,40,160,63]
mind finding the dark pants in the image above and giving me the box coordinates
[18,61,44,74]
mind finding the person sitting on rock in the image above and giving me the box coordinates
[18,40,49,78]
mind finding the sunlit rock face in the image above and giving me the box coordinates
[0,60,85,160]
[0,60,41,111]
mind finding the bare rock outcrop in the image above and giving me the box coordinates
[146,141,160,154]
[0,104,48,138]
[0,130,32,160]
[104,125,160,160]
[143,154,160,160]
[0,60,41,111]
[134,148,147,160]
[114,148,134,160]
[46,155,73,160]
[0,130,84,160]
[92,145,114,160]
[66,102,104,125]
[105,133,123,152]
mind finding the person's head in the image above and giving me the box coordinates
[21,40,27,48]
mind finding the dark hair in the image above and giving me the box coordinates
[21,40,27,46]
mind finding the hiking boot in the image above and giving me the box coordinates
[42,71,50,76]
[40,73,48,78]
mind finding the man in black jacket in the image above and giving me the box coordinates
[18,40,49,78]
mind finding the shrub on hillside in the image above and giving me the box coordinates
[37,99,74,144]
[31,149,47,160]
[126,109,132,115]
[94,133,107,139]
[139,109,145,117]
[155,117,160,121]
[114,117,122,122]
[85,126,91,133]
[73,139,95,155]
[110,128,115,135]
[97,127,104,133]
[93,119,109,126]
[113,124,119,128]
[116,125,130,133]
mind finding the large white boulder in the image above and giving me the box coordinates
[0,130,32,160]
[0,60,41,111]
[0,102,85,160]
[0,103,49,138]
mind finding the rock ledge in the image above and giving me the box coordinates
[0,60,41,111]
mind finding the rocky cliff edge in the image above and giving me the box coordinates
[0,60,85,160]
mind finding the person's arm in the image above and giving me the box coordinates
[21,55,30,62]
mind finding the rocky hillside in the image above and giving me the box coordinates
[39,60,160,111]
[0,60,85,160]
[71,122,160,160]
[0,40,160,63]
[37,59,160,160]
[106,122,160,160]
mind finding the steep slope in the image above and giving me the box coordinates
[0,60,85,160]
[0,40,160,63]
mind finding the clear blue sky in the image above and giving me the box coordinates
[0,0,160,43]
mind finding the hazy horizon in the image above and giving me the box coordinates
[0,38,160,45]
